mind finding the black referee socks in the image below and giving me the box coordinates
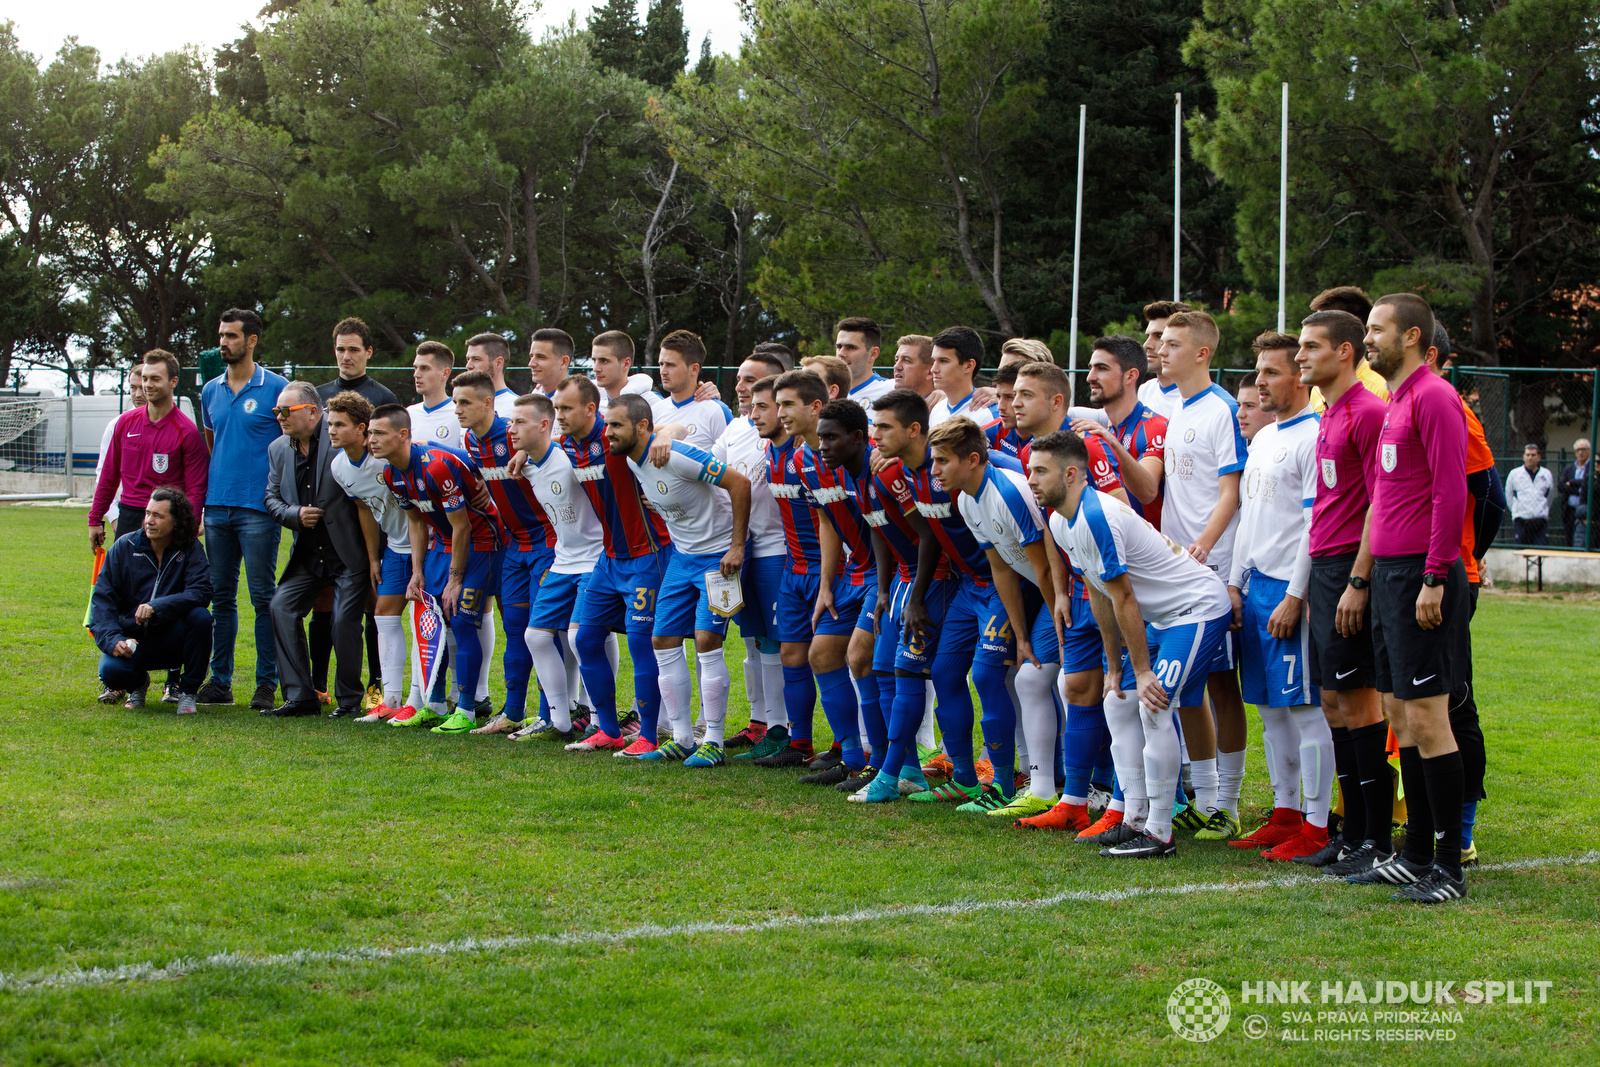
[1422,750,1466,877]
[1349,721,1393,849]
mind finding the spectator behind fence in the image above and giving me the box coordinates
[317,317,399,409]
[89,350,209,547]
[264,383,372,718]
[88,487,213,715]
[1506,443,1554,545]
[1558,438,1591,549]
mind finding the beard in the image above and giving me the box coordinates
[1367,339,1404,379]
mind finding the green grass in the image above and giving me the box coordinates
[2,505,1597,1065]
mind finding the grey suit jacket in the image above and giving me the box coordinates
[264,418,367,575]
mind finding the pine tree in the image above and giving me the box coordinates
[637,0,689,88]
[588,0,642,74]
[692,34,715,84]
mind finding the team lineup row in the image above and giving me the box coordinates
[87,295,1488,907]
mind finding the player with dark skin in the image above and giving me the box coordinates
[816,412,880,682]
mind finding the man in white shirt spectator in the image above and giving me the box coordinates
[1507,443,1554,545]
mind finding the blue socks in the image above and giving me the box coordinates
[783,663,815,743]
[881,673,928,781]
[972,661,1016,797]
[1063,702,1109,802]
[859,672,889,760]
[575,624,618,734]
[931,651,978,788]
[500,603,532,722]
[816,667,863,769]
[449,614,483,710]
[1462,799,1478,849]
[626,630,661,741]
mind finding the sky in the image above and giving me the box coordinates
[2,0,748,66]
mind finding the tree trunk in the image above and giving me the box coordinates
[722,203,752,367]
[640,159,680,361]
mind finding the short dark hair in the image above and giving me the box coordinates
[1015,359,1070,401]
[1090,335,1145,378]
[873,387,930,436]
[147,487,199,548]
[466,332,511,364]
[516,393,555,423]
[1431,322,1452,359]
[220,307,263,338]
[927,416,989,464]
[452,369,496,397]
[372,403,410,431]
[660,329,707,366]
[555,375,600,407]
[415,340,454,368]
[773,369,829,408]
[326,390,373,427]
[530,329,573,359]
[142,349,180,381]
[1310,286,1373,321]
[1373,293,1435,352]
[607,393,654,429]
[993,362,1023,388]
[1142,300,1191,322]
[834,316,882,350]
[1031,429,1089,470]
[818,398,870,440]
[745,349,788,377]
[800,355,851,398]
[592,330,634,362]
[1300,310,1366,355]
[333,317,372,348]
[1252,331,1299,354]
[752,342,795,371]
[931,326,984,369]
[750,374,780,398]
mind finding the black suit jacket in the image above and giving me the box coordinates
[264,418,367,574]
[1558,461,1592,518]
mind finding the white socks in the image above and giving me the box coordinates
[1104,690,1147,820]
[1190,757,1220,817]
[1140,700,1182,841]
[526,629,571,731]
[1290,703,1334,828]
[760,652,785,729]
[917,682,937,749]
[1216,749,1246,817]
[376,612,406,707]
[1013,662,1063,801]
[698,648,731,746]
[743,638,766,725]
[654,644,693,746]
[1258,705,1302,811]
[475,608,494,701]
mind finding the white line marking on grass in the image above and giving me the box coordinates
[3,851,1595,994]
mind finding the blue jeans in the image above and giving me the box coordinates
[204,505,282,688]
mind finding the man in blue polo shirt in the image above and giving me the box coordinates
[196,308,289,711]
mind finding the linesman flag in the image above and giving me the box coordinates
[412,593,448,702]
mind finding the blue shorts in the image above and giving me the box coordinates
[654,550,732,638]
[1128,611,1231,709]
[819,578,868,638]
[891,574,957,674]
[423,545,500,623]
[528,569,593,631]
[776,569,867,642]
[1239,571,1319,707]
[736,553,785,640]
[500,543,553,607]
[579,550,671,634]
[1021,584,1062,666]
[856,586,879,636]
[1058,593,1102,675]
[929,573,1011,668]
[376,545,411,597]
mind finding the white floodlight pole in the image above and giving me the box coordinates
[1069,103,1087,406]
[1278,81,1289,333]
[1173,92,1182,302]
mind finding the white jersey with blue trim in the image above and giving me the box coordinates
[1052,487,1230,631]
[929,388,998,429]
[849,373,895,411]
[715,415,785,558]
[626,437,735,557]
[407,397,462,448]
[493,389,518,418]
[525,442,604,574]
[1137,377,1182,420]
[956,465,1048,588]
[330,448,411,552]
[654,393,729,451]
[1230,407,1319,597]
[1161,382,1249,581]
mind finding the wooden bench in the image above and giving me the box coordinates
[1511,548,1600,592]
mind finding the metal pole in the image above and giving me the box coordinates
[1278,81,1289,334]
[1588,370,1598,550]
[1069,103,1087,406]
[65,387,75,498]
[1173,93,1182,302]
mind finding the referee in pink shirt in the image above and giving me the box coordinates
[90,351,210,547]
[1349,293,1471,903]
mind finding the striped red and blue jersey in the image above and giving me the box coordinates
[465,415,556,553]
[561,420,669,560]
[766,436,822,574]
[984,417,1029,461]
[384,442,504,553]
[800,443,875,587]
[1106,401,1168,530]
[903,448,992,581]
[861,459,950,582]
[1020,417,1125,495]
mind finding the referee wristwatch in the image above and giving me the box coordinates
[1421,572,1446,588]
[1347,575,1369,590]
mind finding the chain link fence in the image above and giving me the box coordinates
[0,395,69,476]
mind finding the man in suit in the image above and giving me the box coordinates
[264,381,371,718]
[1559,438,1591,549]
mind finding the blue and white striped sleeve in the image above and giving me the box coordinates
[669,441,727,484]
[1084,493,1127,582]
[996,472,1045,546]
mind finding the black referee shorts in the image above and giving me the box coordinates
[1307,552,1374,690]
[1370,554,1470,701]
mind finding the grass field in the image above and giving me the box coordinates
[2,505,1597,1065]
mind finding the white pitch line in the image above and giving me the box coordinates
[2,851,1594,994]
